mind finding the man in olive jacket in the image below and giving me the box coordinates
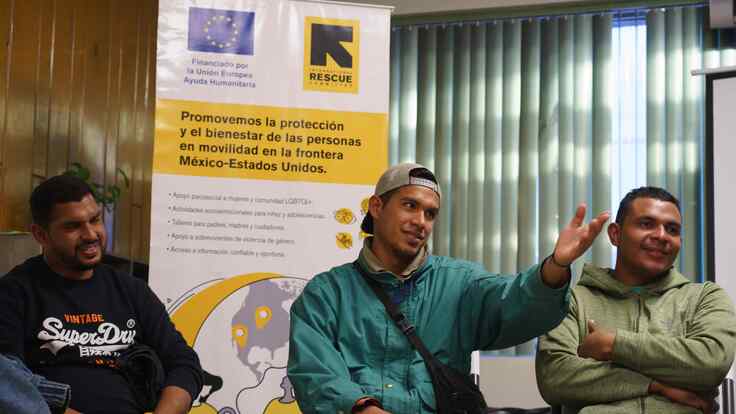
[536,187,736,414]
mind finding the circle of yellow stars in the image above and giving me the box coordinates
[203,15,240,49]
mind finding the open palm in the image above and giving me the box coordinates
[554,203,610,266]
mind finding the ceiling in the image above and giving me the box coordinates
[354,0,610,16]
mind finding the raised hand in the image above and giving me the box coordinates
[540,204,610,288]
[553,203,610,266]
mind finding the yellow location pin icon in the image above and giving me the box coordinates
[231,323,249,349]
[254,306,272,330]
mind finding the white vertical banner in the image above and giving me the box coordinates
[151,1,391,413]
[708,73,736,387]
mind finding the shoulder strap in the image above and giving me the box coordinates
[352,262,437,364]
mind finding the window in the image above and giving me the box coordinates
[610,12,648,265]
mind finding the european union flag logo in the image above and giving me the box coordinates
[188,7,254,55]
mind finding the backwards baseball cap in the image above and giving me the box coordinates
[361,162,442,234]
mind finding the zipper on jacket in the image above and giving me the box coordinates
[635,295,644,333]
[640,394,646,414]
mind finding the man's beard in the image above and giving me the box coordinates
[59,242,102,271]
[71,260,98,271]
[627,256,674,282]
[393,241,423,261]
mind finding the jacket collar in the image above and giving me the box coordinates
[357,240,433,287]
[360,237,428,275]
[579,262,691,297]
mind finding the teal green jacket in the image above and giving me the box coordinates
[287,254,571,414]
[537,264,736,414]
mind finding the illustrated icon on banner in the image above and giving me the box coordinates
[336,232,353,249]
[333,196,372,248]
[333,208,356,225]
[188,7,255,55]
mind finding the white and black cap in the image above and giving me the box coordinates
[361,162,441,234]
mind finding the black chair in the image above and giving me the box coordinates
[102,254,149,283]
[719,378,734,414]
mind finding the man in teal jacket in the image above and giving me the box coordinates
[536,187,736,413]
[287,162,610,414]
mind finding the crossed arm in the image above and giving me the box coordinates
[537,287,736,412]
[609,284,736,392]
[536,296,653,407]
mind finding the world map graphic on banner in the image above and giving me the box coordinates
[169,274,306,414]
[153,1,390,412]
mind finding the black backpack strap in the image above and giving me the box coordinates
[353,262,489,414]
[352,261,437,364]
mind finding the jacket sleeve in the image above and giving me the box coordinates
[0,277,26,357]
[612,283,736,391]
[134,280,204,403]
[287,279,368,414]
[536,293,652,406]
[0,353,57,414]
[466,262,571,350]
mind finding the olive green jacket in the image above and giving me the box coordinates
[536,263,736,414]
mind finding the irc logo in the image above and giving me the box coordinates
[303,17,359,93]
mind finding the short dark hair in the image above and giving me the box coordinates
[615,186,680,225]
[30,174,95,227]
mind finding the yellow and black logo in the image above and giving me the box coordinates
[304,17,359,93]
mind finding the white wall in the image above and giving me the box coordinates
[357,0,610,16]
[480,356,547,408]
[712,75,736,367]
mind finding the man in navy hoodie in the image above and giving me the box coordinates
[0,174,203,414]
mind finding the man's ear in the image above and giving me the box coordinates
[367,195,383,222]
[607,222,621,247]
[30,223,49,248]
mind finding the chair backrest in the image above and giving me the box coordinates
[0,233,40,276]
[719,377,734,414]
